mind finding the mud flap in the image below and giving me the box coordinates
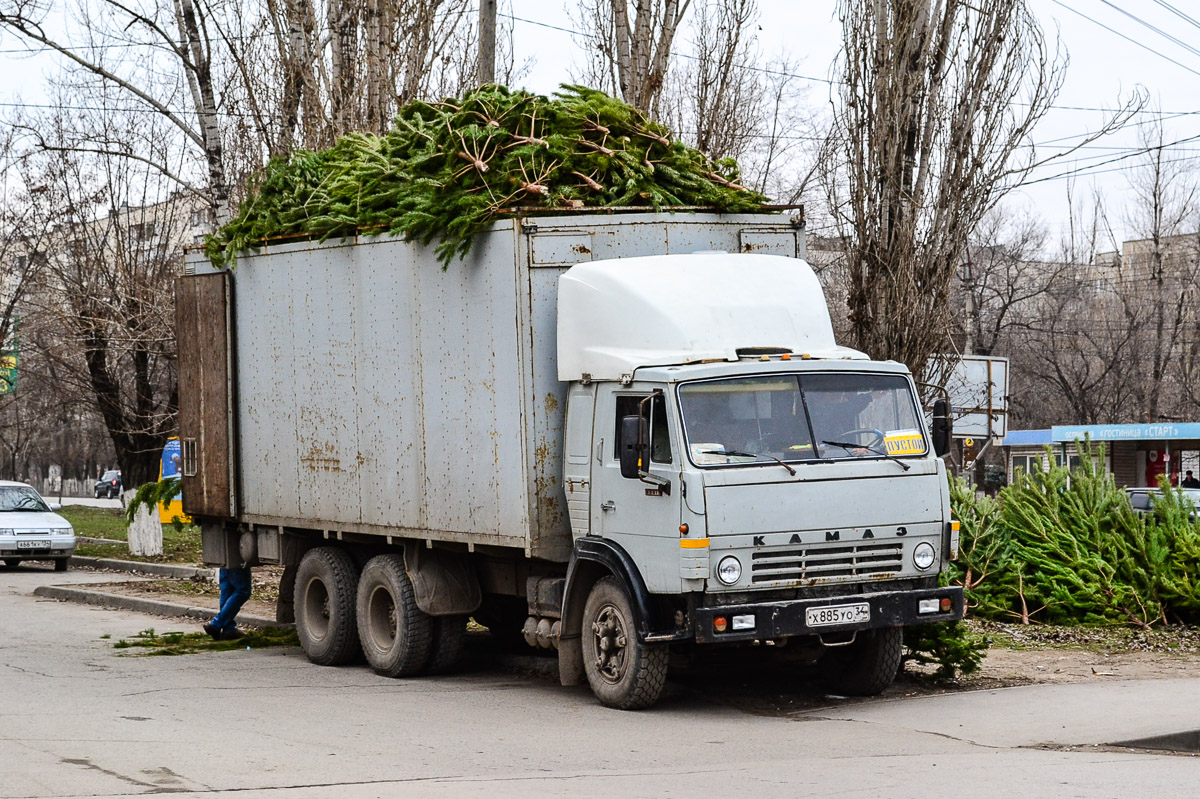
[402,544,482,616]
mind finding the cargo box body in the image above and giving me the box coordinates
[179,212,804,562]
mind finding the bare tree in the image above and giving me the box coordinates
[18,113,187,486]
[666,0,759,160]
[1118,121,1200,423]
[0,132,117,485]
[0,0,497,218]
[820,0,1140,379]
[572,0,692,115]
[956,207,1066,357]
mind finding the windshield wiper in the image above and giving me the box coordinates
[820,441,911,472]
[702,449,796,476]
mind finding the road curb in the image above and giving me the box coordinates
[32,585,285,629]
[70,555,216,580]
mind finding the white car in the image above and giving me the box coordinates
[0,481,76,571]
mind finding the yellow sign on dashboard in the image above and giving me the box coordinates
[884,430,925,456]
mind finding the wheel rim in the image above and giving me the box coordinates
[590,603,628,684]
[365,584,398,649]
[302,578,331,641]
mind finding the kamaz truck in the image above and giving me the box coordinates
[178,212,962,709]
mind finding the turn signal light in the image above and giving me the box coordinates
[713,616,728,633]
[940,597,952,612]
[679,524,689,534]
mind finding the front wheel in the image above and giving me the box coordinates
[54,558,69,572]
[581,576,668,710]
[820,626,903,696]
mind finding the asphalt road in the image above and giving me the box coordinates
[4,564,1200,798]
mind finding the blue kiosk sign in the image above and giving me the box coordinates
[1052,423,1200,442]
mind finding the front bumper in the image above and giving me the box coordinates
[0,537,76,559]
[693,585,964,644]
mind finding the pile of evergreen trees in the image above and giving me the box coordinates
[206,84,766,268]
[951,440,1200,627]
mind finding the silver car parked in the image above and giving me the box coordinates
[0,481,76,571]
[1125,486,1200,519]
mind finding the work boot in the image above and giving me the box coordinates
[222,628,246,641]
[202,622,221,640]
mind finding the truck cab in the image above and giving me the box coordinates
[554,252,962,706]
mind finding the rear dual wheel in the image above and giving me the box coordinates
[355,554,434,677]
[294,548,468,676]
[294,547,362,666]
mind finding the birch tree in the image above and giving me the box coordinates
[572,0,692,115]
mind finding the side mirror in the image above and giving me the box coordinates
[932,398,952,457]
[619,414,648,479]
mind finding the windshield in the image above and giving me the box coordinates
[0,486,50,512]
[679,372,927,467]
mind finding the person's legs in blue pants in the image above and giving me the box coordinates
[209,567,252,635]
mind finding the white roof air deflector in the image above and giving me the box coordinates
[557,253,866,381]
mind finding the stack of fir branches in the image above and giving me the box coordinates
[205,84,767,268]
[948,440,1200,628]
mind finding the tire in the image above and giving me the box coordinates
[355,554,433,678]
[581,576,668,710]
[426,615,468,674]
[820,626,903,697]
[108,488,117,499]
[54,558,69,572]
[2,558,18,569]
[294,547,362,666]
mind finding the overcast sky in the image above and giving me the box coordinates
[2,1,1195,247]
[505,0,1198,249]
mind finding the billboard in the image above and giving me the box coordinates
[939,355,1009,439]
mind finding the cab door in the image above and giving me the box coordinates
[591,385,682,592]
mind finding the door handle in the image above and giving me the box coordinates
[601,501,616,512]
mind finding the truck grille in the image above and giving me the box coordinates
[750,542,903,583]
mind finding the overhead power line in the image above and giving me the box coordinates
[1018,129,1200,186]
[1152,0,1200,33]
[1098,0,1200,60]
[1049,0,1200,79]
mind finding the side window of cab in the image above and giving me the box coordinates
[614,394,673,464]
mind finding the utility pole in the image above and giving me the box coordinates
[478,0,497,85]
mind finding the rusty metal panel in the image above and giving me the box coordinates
[291,246,362,522]
[411,229,529,539]
[526,262,572,558]
[232,254,303,521]
[175,272,235,518]
[354,240,425,529]
[739,229,799,257]
[531,233,594,265]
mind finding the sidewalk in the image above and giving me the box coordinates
[33,555,283,629]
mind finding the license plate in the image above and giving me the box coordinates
[17,540,49,549]
[806,602,870,628]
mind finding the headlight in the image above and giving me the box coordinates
[913,541,936,570]
[0,528,13,536]
[715,556,742,585]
